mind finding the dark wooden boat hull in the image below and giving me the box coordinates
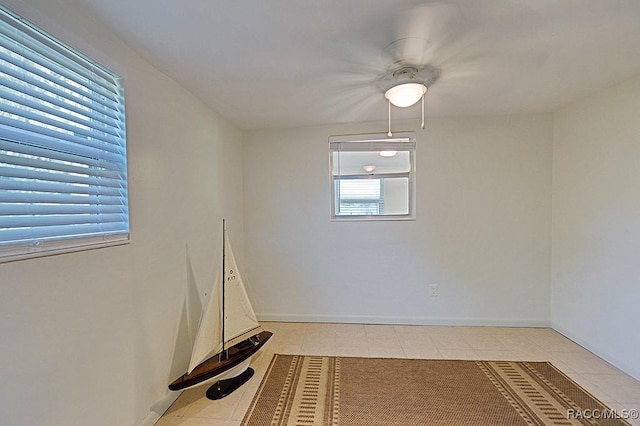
[168,330,273,391]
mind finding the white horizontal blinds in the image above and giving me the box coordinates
[0,7,128,259]
[336,179,382,215]
[339,179,381,199]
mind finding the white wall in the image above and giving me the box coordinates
[0,2,244,425]
[243,115,553,326]
[551,75,640,381]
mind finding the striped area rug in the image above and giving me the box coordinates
[242,354,630,426]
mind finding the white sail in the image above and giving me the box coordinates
[223,235,262,348]
[186,226,261,374]
[187,272,223,374]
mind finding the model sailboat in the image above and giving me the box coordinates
[169,220,272,399]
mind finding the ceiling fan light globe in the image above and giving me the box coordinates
[385,83,427,107]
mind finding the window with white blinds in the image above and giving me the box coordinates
[330,132,415,221]
[0,7,129,261]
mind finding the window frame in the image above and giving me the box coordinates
[329,132,416,221]
[0,6,129,263]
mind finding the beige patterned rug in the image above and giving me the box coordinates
[242,354,630,426]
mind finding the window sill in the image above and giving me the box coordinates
[330,214,415,222]
[0,236,130,264]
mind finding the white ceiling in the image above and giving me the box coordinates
[75,0,640,130]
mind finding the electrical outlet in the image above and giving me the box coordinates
[429,284,438,297]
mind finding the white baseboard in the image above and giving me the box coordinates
[139,391,181,426]
[551,321,640,382]
[257,313,550,328]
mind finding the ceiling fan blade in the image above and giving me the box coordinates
[316,87,383,124]
[388,3,462,64]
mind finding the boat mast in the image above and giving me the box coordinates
[221,218,226,359]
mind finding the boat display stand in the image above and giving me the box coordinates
[205,367,255,400]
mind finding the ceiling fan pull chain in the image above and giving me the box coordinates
[421,86,428,129]
[388,99,392,137]
[421,94,425,129]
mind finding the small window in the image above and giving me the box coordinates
[0,6,129,262]
[330,132,415,220]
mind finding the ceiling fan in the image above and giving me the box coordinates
[323,3,464,135]
[321,1,565,132]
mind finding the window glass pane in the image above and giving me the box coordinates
[381,177,409,215]
[331,151,411,175]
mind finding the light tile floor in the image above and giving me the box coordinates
[157,322,640,425]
